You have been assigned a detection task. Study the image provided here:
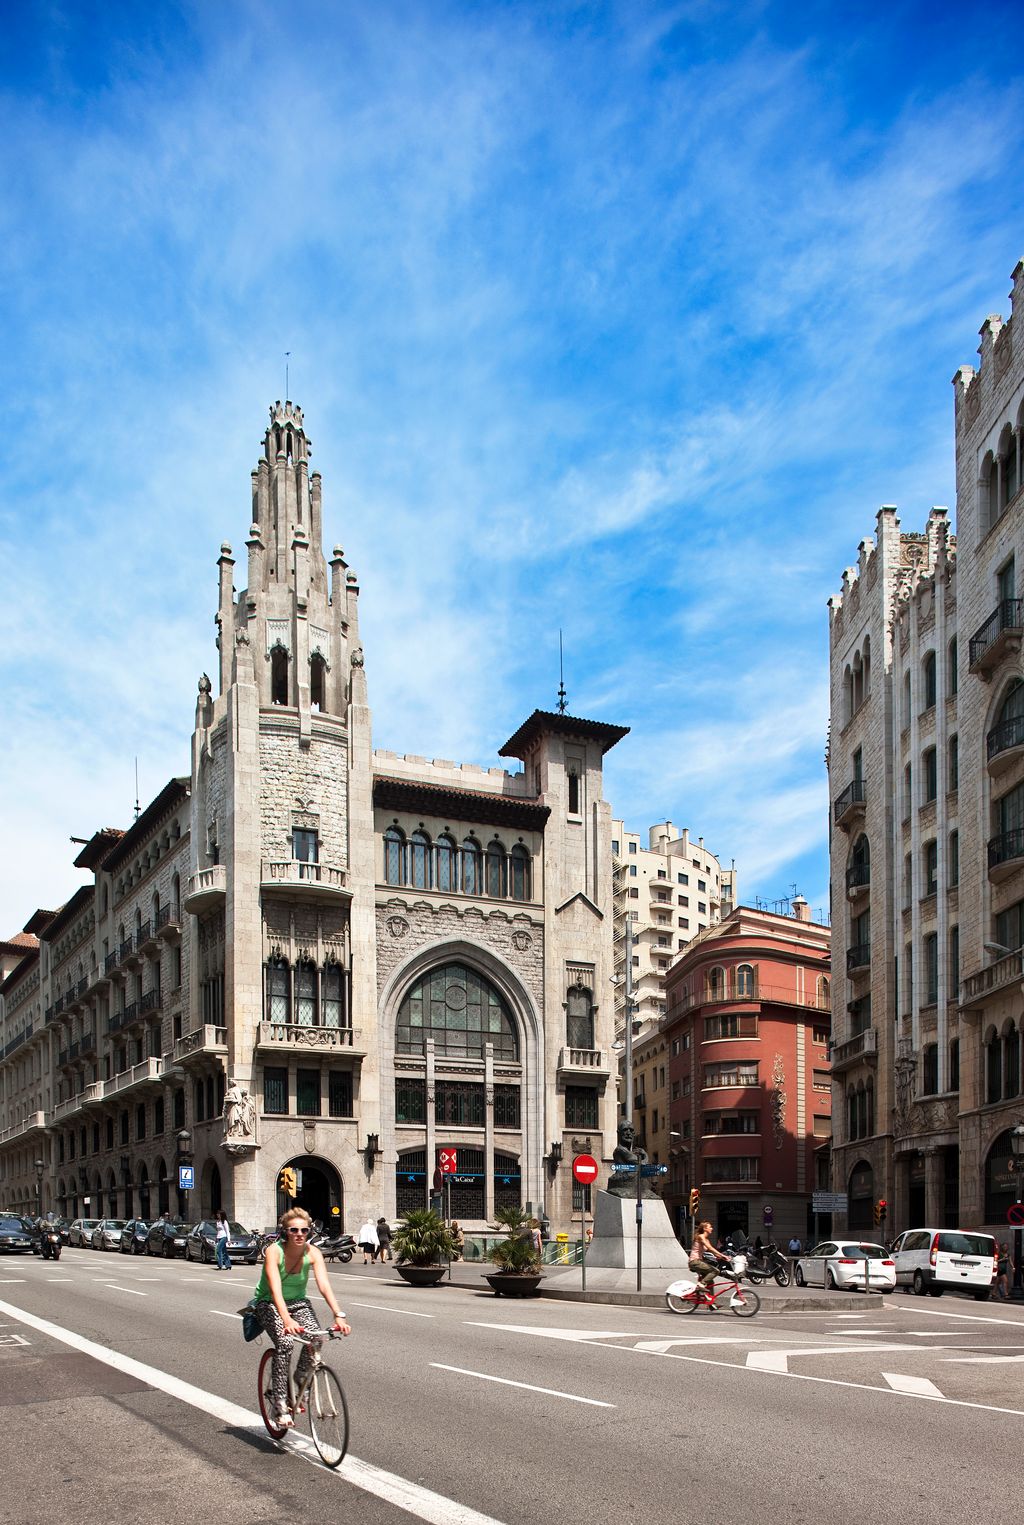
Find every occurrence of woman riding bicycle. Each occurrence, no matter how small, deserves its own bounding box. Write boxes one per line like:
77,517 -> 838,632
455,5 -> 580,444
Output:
689,1219 -> 729,1291
251,1205 -> 350,1429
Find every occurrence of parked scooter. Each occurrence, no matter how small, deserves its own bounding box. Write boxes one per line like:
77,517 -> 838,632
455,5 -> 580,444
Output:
315,1233 -> 356,1264
744,1240 -> 791,1287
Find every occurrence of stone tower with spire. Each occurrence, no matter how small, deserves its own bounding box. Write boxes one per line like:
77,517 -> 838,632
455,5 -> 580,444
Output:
188,401 -> 378,1226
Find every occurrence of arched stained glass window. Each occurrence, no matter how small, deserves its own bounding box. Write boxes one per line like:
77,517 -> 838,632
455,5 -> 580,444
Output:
486,841 -> 507,898
411,830 -> 432,890
510,844 -> 531,901
462,838 -> 482,895
384,826 -> 406,886
566,983 -> 594,1050
436,834 -> 458,892
322,963 -> 344,1029
295,961 -> 316,1025
396,963 -> 519,1060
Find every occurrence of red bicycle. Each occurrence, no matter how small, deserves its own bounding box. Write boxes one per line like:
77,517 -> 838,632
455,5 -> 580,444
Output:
665,1256 -> 760,1317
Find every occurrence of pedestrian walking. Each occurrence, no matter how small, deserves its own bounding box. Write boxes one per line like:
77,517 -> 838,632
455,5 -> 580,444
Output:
357,1217 -> 378,1264
997,1241 -> 1012,1299
375,1217 -> 392,1263
215,1208 -> 232,1270
450,1221 -> 464,1261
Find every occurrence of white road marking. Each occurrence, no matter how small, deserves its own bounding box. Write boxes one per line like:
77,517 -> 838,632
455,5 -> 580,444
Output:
942,1353 -> 1024,1364
348,1301 -> 434,1318
211,1310 -> 243,1320
881,1304 -> 1024,1328
882,1372 -> 944,1396
102,1284 -> 147,1296
0,1298 -> 505,1525
830,1329 -> 885,1335
634,1337 -> 745,1352
833,1314 -> 866,1319
46,1278 -> 74,1283
746,1343 -> 917,1374
431,1363 -> 614,1408
467,1323 -> 635,1342
0,1333 -> 29,1347
0,1280 -> 26,1284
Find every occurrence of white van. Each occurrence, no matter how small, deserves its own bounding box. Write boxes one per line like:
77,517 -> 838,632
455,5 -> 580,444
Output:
890,1228 -> 997,1299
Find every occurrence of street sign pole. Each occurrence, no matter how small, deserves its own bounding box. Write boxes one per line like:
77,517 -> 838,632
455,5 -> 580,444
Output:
580,1206 -> 587,1297
636,1152 -> 643,1293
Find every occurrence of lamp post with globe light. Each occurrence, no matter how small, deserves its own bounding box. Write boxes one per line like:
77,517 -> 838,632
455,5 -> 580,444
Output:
34,1157 -> 44,1220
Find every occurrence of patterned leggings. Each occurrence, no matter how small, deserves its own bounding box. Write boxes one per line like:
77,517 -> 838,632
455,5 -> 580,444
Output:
253,1297 -> 324,1412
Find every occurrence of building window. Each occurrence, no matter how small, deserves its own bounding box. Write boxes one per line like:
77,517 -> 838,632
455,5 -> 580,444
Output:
948,735 -> 958,792
135,1103 -> 146,1140
923,747 -> 937,804
995,899 -> 1024,953
266,958 -> 290,1023
510,844 -> 531,901
436,833 -> 458,891
949,1038 -> 960,1092
322,963 -> 345,1029
704,1012 -> 758,1040
948,637 -> 958,695
923,840 -> 938,897
296,1069 -> 320,1117
704,1157 -> 759,1182
812,1026 -> 829,1045
924,932 -> 938,1004
461,837 -> 482,895
310,653 -> 327,711
435,1080 -> 485,1126
395,1077 -> 427,1123
295,960 -> 316,1025
921,651 -> 937,710
949,925 -> 959,992
566,983 -> 594,1050
327,1070 -> 352,1117
567,768 -> 580,815
494,1085 -> 521,1128
948,830 -> 959,887
812,1069 -> 830,1092
735,964 -> 755,998
411,830 -> 432,890
264,1067 -> 288,1114
396,962 -> 519,1060
628,841 -> 636,854
611,840 -> 619,855
922,1043 -> 939,1095
271,647 -> 289,705
703,1061 -> 758,1088
565,1086 -> 598,1128
292,827 -> 318,864
384,826 -> 406,885
572,1181 -> 592,1212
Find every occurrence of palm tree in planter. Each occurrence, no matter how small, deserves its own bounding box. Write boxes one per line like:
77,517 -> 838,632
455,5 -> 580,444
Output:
392,1209 -> 458,1287
485,1206 -> 544,1297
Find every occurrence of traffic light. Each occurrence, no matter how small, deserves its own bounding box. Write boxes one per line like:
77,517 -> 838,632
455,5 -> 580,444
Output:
278,1167 -> 297,1198
874,1198 -> 887,1226
689,1187 -> 700,1216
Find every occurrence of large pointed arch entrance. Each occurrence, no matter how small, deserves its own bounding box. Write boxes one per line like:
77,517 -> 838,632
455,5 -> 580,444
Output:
277,1156 -> 344,1230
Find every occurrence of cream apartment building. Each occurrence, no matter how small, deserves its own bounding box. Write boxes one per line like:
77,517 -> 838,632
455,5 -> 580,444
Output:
829,259 -> 1024,1237
0,401 -> 627,1235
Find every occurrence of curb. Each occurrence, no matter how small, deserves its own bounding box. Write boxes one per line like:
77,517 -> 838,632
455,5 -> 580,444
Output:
538,1286 -> 884,1311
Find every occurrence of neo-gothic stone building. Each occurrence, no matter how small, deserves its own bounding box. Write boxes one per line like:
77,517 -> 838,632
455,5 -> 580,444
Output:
0,402 -> 627,1233
828,259 -> 1024,1238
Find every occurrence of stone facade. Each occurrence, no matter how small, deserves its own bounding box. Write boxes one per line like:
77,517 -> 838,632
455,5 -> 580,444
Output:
828,258 -> 1024,1238
0,401 -> 627,1235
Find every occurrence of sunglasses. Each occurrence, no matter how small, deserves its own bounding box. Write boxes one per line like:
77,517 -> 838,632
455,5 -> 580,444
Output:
285,1226 -> 309,1236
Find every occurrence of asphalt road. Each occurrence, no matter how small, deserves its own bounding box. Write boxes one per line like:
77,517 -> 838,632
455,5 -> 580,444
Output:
1,1250 -> 1022,1525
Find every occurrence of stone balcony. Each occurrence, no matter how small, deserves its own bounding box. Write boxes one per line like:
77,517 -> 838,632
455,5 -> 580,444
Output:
834,778 -> 866,830
0,1109 -> 48,1146
256,1020 -> 363,1056
171,1024 -> 228,1065
988,829 -> 1024,883
556,1046 -> 610,1078
51,1082 -> 104,1122
260,860 -> 351,905
183,866 -> 227,916
969,597 -> 1023,677
830,1027 -> 878,1072
103,1057 -> 164,1098
961,947 -> 1024,1010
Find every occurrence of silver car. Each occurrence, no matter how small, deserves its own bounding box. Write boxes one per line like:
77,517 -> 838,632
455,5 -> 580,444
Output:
91,1218 -> 126,1251
68,1218 -> 101,1248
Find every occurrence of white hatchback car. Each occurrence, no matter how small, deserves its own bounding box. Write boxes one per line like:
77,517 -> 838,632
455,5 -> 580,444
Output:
795,1240 -> 896,1292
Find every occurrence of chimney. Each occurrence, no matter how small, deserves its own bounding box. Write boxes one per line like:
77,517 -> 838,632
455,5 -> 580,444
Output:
792,896 -> 810,923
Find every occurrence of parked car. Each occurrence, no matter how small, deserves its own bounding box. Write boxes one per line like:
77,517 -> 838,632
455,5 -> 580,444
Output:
91,1219 -> 126,1251
794,1240 -> 896,1292
119,1219 -> 152,1255
0,1216 -> 35,1254
890,1228 -> 997,1300
68,1218 -> 102,1248
186,1220 -> 261,1265
145,1219 -> 191,1258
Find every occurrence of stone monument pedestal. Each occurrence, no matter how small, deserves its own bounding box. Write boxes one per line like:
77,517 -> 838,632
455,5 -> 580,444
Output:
582,1188 -> 690,1270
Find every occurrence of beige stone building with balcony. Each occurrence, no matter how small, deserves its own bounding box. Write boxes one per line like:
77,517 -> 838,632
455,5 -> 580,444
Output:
0,401 -> 626,1235
828,258 -> 1024,1237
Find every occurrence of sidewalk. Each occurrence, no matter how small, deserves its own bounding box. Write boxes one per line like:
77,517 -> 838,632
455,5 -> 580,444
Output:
333,1256 -> 881,1311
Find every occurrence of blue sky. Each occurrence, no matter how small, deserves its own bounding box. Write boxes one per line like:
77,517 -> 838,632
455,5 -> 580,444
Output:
1,0 -> 1022,933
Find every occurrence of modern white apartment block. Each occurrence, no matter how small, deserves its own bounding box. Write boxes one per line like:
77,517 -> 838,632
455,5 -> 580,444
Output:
0,401 -> 627,1234
828,259 -> 1024,1238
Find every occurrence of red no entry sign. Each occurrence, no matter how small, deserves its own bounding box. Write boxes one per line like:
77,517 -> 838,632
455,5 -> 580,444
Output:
439,1149 -> 458,1175
572,1153 -> 599,1184
1007,1202 -> 1024,1226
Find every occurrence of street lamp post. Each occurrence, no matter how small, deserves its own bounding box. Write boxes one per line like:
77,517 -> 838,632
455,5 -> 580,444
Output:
34,1157 -> 44,1220
1012,1122 -> 1024,1297
176,1128 -> 193,1218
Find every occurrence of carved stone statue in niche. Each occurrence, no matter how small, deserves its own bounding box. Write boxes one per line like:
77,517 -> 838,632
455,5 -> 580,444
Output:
223,1081 -> 257,1150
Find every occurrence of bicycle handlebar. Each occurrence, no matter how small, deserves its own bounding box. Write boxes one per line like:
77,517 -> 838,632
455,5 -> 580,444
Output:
291,1327 -> 347,1343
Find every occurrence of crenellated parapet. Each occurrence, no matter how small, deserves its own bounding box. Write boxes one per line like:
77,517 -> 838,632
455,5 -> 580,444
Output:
952,258 -> 1024,435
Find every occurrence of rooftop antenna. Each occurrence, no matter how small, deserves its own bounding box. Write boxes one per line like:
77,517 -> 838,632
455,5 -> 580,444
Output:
285,351 -> 290,399
134,758 -> 140,822
557,630 -> 567,714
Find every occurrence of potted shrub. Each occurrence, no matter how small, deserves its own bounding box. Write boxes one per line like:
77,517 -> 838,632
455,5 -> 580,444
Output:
485,1206 -> 544,1297
391,1209 -> 458,1287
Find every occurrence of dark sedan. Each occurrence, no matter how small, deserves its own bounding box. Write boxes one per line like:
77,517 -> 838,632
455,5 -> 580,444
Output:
0,1217 -> 35,1254
145,1219 -> 191,1258
118,1219 -> 152,1255
186,1219 -> 261,1265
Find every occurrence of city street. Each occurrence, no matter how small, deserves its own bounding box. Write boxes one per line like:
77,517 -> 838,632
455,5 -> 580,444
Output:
0,1252 -> 1021,1523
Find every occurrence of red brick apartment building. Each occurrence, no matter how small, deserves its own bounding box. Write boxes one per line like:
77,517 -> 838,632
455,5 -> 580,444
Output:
662,901 -> 831,1245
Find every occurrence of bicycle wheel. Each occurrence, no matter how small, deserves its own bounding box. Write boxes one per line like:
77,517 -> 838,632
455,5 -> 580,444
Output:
307,1363 -> 349,1468
729,1286 -> 760,1317
666,1290 -> 700,1314
258,1350 -> 289,1439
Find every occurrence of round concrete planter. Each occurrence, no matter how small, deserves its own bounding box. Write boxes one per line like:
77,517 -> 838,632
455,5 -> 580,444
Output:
396,1264 -> 447,1287
485,1272 -> 543,1297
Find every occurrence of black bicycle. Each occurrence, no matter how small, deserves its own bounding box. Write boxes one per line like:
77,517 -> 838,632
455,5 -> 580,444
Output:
257,1329 -> 349,1467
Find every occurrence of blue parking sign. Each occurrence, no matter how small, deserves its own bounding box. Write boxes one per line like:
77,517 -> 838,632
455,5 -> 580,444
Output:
178,1165 -> 194,1190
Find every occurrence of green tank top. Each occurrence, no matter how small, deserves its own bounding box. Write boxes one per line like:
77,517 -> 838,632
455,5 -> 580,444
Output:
254,1242 -> 311,1304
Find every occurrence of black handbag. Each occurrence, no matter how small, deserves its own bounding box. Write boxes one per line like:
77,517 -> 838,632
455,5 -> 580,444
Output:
240,1302 -> 262,1342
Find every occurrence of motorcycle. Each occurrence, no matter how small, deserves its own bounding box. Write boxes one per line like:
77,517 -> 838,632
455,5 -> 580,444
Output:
38,1225 -> 62,1261
316,1233 -> 356,1264
744,1241 -> 791,1287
